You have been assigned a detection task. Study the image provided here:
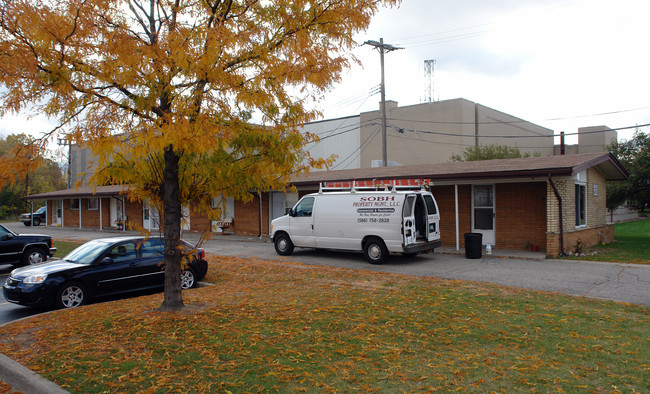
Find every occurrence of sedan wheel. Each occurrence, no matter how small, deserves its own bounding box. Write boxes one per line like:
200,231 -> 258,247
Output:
56,283 -> 86,308
180,269 -> 196,289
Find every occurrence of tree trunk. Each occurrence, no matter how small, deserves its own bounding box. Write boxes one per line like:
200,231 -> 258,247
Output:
160,144 -> 184,310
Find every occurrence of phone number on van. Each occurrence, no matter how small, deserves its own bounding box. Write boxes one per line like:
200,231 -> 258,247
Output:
358,217 -> 390,223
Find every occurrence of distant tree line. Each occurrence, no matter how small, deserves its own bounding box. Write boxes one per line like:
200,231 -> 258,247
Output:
606,130 -> 650,214
450,144 -> 541,162
0,134 -> 67,219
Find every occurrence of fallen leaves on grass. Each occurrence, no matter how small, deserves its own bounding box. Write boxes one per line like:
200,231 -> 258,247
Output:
0,256 -> 648,393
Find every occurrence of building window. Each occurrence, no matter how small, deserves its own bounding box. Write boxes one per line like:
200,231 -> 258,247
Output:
70,199 -> 80,210
88,197 -> 99,210
575,183 -> 587,227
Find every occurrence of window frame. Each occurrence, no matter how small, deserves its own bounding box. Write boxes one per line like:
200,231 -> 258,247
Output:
87,197 -> 99,211
575,182 -> 587,228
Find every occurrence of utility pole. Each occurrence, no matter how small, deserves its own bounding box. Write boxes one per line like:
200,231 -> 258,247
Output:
364,38 -> 402,167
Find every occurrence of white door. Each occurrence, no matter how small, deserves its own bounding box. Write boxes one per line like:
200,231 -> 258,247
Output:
110,198 -> 124,228
53,200 -> 62,225
143,202 -> 160,231
402,195 -> 416,245
472,185 -> 495,246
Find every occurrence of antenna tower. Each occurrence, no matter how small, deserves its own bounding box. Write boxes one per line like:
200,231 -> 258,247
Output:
423,59 -> 436,103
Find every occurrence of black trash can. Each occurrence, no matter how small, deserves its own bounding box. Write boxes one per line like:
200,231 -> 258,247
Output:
464,233 -> 483,259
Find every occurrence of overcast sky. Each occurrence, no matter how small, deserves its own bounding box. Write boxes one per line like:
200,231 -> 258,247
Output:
2,0 -> 648,148
316,0 -> 650,143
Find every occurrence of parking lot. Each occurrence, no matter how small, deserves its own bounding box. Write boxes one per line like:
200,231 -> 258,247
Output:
2,222 -> 649,325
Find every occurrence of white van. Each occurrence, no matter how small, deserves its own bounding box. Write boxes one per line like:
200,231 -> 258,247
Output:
270,188 -> 441,264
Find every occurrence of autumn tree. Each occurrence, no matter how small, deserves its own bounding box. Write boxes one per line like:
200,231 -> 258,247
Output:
450,144 -> 541,162
0,0 -> 399,310
0,133 -> 66,218
607,129 -> 650,213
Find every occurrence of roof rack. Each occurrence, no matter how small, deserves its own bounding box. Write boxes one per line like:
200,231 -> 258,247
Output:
318,179 -> 431,193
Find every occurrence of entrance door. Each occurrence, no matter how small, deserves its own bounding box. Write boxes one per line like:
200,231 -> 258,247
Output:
472,185 -> 495,245
143,202 -> 160,231
110,198 -> 124,228
53,200 -> 62,226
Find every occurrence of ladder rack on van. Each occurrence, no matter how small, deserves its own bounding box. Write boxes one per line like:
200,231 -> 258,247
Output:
319,179 -> 431,193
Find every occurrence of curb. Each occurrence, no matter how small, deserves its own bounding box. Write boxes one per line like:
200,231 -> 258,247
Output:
0,353 -> 68,393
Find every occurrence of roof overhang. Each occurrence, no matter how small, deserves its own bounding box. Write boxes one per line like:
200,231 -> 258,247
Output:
24,185 -> 130,201
290,152 -> 629,187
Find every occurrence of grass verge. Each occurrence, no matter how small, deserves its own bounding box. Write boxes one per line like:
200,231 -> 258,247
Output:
0,256 -> 647,392
564,219 -> 650,264
52,241 -> 83,258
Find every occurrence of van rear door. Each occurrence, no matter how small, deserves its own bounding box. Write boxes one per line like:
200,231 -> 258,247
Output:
402,195 -> 416,245
423,194 -> 441,242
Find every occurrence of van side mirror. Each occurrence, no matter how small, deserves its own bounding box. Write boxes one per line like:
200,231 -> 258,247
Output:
288,208 -> 295,217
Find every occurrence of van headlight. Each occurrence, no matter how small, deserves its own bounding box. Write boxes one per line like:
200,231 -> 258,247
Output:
23,274 -> 48,284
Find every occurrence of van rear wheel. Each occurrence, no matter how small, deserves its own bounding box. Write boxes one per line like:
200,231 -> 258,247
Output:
364,237 -> 388,264
274,233 -> 294,256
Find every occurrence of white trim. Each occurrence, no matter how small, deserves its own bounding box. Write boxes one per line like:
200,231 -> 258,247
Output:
455,184 -> 459,251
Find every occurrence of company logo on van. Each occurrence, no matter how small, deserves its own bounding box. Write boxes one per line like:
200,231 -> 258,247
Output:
359,196 -> 396,202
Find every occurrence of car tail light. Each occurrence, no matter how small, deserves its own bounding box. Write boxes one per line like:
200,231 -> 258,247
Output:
199,248 -> 205,259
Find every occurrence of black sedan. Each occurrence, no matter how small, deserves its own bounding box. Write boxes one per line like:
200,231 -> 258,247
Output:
3,236 -> 208,308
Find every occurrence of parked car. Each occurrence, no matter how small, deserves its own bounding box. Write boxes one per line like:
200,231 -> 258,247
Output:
3,236 -> 208,308
20,206 -> 47,226
0,224 -> 56,266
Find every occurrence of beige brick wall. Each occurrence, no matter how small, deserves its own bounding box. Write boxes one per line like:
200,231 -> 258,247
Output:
546,169 -> 610,255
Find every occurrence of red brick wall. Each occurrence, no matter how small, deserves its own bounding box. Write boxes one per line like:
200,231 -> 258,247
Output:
431,185 -> 472,247
58,197 -> 142,230
190,206 -> 212,233
495,182 -> 547,250
432,182 -> 547,251
234,193 -> 270,236
123,200 -> 142,230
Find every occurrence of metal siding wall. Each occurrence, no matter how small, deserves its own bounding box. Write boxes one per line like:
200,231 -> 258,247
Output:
300,116 -> 361,170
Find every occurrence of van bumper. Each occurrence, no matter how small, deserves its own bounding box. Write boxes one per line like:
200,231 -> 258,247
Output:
403,239 -> 442,254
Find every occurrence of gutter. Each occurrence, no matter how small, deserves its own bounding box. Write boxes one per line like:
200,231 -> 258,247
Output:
548,174 -> 566,256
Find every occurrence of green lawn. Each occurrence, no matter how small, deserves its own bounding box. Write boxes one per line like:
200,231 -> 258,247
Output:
0,256 -> 647,393
52,241 -> 83,258
564,219 -> 650,264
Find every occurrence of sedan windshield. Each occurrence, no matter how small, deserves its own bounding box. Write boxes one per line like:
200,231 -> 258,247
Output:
63,239 -> 112,265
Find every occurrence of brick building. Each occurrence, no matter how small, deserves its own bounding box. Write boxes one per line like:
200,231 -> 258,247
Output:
26,152 -> 627,257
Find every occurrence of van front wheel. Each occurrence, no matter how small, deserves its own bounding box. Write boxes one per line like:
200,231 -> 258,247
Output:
274,233 -> 294,256
364,238 -> 388,264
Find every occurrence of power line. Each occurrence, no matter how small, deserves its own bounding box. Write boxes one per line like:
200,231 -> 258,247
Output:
390,122 -> 650,139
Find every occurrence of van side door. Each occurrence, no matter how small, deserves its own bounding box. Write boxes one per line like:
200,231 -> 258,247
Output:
290,196 -> 316,247
402,195 -> 417,245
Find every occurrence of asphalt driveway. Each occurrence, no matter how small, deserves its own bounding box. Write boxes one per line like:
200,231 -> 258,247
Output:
4,223 -> 650,307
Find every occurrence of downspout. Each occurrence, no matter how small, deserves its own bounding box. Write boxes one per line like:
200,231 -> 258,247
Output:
548,175 -> 565,256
